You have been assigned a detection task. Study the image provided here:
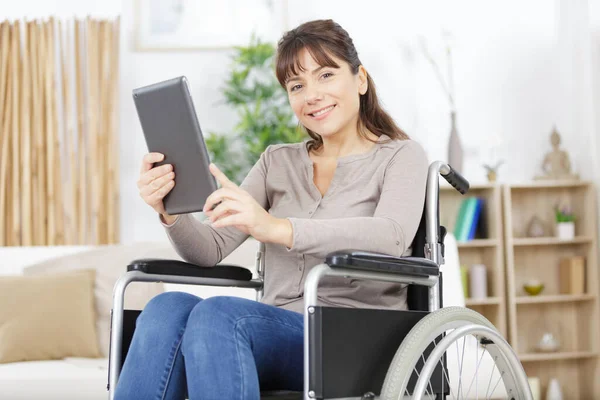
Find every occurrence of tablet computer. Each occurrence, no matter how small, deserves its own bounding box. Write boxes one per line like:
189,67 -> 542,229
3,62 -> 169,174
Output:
133,76 -> 217,215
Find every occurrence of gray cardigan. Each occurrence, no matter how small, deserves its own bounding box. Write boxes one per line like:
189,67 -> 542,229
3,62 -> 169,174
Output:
161,134 -> 428,314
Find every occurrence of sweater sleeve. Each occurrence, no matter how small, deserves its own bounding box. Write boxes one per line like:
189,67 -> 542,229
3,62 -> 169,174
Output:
286,140 -> 428,259
159,147 -> 271,267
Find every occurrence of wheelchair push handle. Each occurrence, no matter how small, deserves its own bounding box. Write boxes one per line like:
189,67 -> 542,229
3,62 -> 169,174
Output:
440,164 -> 469,194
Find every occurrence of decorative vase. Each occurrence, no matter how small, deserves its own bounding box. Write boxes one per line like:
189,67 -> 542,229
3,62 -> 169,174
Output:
448,111 -> 464,174
526,215 -> 547,237
536,332 -> 560,352
528,377 -> 541,400
546,378 -> 564,400
556,222 -> 575,240
469,264 -> 487,299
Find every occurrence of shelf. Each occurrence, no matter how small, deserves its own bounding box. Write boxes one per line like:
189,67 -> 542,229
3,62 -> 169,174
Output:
457,239 -> 498,248
519,351 -> 598,362
516,294 -> 596,305
440,182 -> 497,190
508,181 -> 592,190
465,297 -> 502,306
512,236 -> 593,246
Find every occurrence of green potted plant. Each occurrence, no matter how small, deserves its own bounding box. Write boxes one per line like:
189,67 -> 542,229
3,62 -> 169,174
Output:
555,203 -> 575,240
205,35 -> 306,184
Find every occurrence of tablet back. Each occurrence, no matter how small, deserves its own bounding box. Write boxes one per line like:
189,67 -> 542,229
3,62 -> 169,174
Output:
133,76 -> 217,215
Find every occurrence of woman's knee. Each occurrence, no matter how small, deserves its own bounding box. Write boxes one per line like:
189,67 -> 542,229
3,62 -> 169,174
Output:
183,296 -> 253,337
181,296 -> 253,355
137,291 -> 202,333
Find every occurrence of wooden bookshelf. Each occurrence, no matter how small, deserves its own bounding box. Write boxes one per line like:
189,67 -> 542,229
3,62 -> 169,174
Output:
440,183 -> 506,337
502,181 -> 600,398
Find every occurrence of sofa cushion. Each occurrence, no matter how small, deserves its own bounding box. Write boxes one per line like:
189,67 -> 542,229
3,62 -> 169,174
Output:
0,269 -> 100,363
23,243 -> 174,357
0,357 -> 108,400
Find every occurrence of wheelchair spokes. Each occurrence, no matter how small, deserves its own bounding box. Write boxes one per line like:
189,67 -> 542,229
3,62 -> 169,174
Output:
380,307 -> 532,400
406,332 -> 511,400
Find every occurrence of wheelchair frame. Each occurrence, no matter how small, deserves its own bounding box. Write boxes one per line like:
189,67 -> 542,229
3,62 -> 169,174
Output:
107,161 -> 468,400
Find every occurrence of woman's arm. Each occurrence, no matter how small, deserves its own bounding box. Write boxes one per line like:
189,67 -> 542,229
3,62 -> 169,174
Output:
283,141 -> 428,259
160,148 -> 271,266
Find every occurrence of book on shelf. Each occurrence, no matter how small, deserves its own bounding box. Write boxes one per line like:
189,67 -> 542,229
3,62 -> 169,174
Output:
453,197 -> 485,241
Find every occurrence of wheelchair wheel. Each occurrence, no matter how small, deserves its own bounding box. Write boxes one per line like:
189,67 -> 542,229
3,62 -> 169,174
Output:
380,307 -> 532,400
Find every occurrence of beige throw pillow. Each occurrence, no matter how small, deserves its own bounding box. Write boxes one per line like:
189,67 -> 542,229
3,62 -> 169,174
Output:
23,243 -> 169,357
0,269 -> 100,363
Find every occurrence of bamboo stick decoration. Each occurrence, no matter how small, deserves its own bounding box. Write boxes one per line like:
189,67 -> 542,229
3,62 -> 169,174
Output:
86,17 -> 97,245
100,20 -> 114,244
54,19 -> 65,244
60,20 -> 75,245
93,18 -> 100,244
37,20 -> 48,245
11,22 -> 21,246
0,21 -> 11,246
20,20 -> 32,245
75,19 -> 85,244
48,18 -> 65,245
98,20 -> 107,244
27,21 -> 37,245
8,22 -> 20,246
29,21 -> 43,245
44,19 -> 56,245
10,22 -> 20,245
3,23 -> 16,246
0,17 -> 120,246
107,17 -> 120,244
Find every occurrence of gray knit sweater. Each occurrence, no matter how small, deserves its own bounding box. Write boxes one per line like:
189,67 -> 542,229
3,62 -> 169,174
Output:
161,134 -> 428,314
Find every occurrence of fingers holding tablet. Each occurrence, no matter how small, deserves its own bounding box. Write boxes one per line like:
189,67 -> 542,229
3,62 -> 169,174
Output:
140,152 -> 164,173
137,153 -> 176,215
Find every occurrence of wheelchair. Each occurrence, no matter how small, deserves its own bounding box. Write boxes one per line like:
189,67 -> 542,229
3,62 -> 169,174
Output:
107,161 -> 532,399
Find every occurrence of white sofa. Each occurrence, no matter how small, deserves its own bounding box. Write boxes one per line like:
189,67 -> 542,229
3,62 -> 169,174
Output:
0,235 -> 506,399
0,239 -> 259,400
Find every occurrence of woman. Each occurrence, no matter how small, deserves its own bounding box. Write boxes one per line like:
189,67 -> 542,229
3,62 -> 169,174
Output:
115,19 -> 428,400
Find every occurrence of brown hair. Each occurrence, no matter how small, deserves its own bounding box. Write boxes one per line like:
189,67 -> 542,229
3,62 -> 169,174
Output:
275,19 -> 409,151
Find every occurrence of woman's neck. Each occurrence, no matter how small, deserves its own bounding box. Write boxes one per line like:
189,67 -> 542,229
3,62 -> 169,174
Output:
314,128 -> 379,159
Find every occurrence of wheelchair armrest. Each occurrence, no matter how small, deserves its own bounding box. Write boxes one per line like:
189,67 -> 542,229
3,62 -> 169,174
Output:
325,250 -> 439,278
127,258 -> 253,281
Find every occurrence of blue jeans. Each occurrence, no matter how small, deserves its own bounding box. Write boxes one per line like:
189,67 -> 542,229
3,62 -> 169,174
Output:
114,293 -> 304,400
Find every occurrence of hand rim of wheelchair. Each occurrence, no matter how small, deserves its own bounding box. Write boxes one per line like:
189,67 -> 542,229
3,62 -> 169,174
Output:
380,307 -> 533,400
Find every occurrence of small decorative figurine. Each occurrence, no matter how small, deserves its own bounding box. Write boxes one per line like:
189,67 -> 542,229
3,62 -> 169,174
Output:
526,215 -> 547,238
483,161 -> 504,182
535,127 -> 579,180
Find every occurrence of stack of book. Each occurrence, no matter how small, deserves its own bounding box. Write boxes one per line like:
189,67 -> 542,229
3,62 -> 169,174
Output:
453,197 -> 485,241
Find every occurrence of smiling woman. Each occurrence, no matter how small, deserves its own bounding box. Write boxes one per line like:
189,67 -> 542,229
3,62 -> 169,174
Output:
275,19 -> 410,156
123,18 -> 429,400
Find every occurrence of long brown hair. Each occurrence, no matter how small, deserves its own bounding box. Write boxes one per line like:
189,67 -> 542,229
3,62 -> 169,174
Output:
275,19 -> 409,151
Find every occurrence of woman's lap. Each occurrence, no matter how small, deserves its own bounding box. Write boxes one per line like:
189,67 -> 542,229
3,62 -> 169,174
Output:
182,295 -> 304,393
115,292 -> 303,399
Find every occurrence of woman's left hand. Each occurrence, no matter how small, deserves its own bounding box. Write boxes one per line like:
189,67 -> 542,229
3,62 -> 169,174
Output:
203,163 -> 293,246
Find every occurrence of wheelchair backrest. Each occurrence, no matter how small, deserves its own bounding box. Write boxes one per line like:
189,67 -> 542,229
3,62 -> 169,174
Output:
406,208 -> 446,311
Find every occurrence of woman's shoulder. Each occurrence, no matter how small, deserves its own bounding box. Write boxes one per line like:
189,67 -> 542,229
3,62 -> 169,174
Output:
378,136 -> 428,160
266,141 -> 306,152
262,141 -> 308,162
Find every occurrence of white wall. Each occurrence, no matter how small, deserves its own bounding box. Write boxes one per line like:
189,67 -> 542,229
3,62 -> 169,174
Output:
0,0 -> 121,19
3,1 -> 598,244
119,0 -> 576,243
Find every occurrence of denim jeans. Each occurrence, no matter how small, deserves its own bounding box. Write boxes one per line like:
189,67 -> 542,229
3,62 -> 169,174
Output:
114,292 -> 304,400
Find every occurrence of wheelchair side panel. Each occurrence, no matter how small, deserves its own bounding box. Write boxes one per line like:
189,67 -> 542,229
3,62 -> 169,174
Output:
308,307 -> 449,399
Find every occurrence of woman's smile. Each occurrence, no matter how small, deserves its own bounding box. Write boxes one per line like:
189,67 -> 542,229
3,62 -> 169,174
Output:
308,104 -> 336,120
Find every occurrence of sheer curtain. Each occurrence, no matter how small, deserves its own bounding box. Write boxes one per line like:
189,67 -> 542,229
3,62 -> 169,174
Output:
556,1 -> 600,398
554,0 -> 597,177
0,17 -> 120,246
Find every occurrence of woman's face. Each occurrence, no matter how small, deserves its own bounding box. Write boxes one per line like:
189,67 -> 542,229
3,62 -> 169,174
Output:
285,48 -> 368,140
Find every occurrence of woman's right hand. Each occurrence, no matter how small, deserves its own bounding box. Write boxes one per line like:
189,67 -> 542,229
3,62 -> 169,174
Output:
138,152 -> 178,224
